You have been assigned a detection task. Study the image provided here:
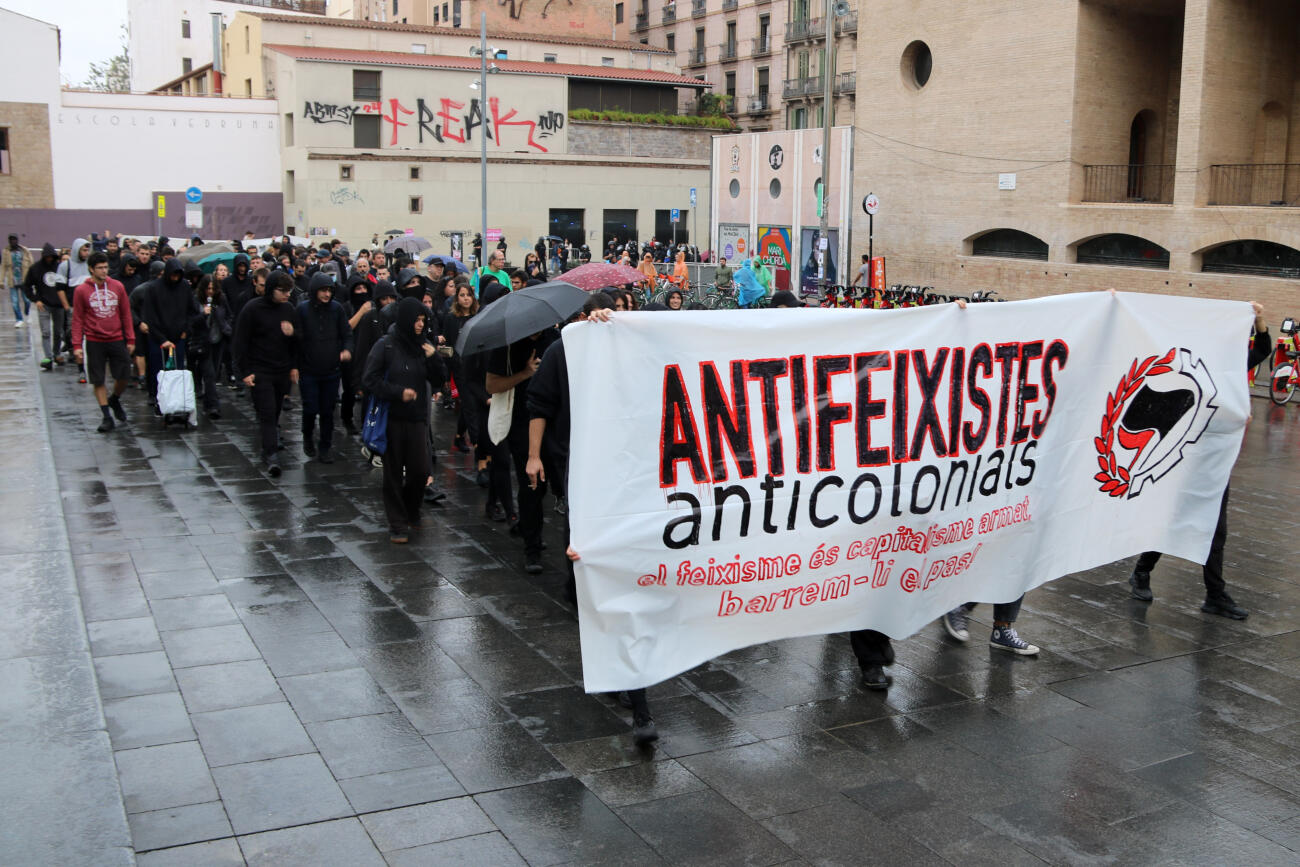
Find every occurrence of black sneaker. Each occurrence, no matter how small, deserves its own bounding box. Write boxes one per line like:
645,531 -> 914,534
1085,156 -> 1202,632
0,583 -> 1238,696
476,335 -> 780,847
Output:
96,417 -> 115,434
1201,596 -> 1248,620
1129,569 -> 1153,602
632,715 -> 659,745
525,552 -> 543,575
486,503 -> 506,522
303,439 -> 317,457
265,456 -> 282,478
207,410 -> 221,420
108,395 -> 127,422
317,448 -> 334,464
40,359 -> 53,371
861,665 -> 892,690
152,403 -> 162,417
476,468 -> 490,488
423,486 -> 447,504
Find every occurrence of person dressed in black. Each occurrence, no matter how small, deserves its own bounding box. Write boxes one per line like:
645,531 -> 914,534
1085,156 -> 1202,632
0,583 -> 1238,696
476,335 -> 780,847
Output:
188,275 -> 232,419
362,297 -> 445,543
297,273 -> 354,464
232,271 -> 300,477
487,323 -> 560,574
439,279 -> 479,453
140,258 -> 199,411
526,291 -> 658,745
353,281 -> 399,464
222,252 -> 254,313
1128,301 -> 1272,620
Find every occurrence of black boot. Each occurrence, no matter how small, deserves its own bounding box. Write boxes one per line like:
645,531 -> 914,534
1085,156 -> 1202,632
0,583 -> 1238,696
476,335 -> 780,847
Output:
1129,569 -> 1153,602
861,665 -> 892,690
1201,595 -> 1248,620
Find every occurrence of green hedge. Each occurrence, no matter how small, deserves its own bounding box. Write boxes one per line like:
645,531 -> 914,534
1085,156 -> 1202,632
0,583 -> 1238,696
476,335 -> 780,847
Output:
569,108 -> 736,129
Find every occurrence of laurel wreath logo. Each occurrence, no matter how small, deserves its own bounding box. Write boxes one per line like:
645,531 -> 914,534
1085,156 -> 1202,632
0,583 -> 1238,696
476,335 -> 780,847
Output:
1095,348 -> 1176,498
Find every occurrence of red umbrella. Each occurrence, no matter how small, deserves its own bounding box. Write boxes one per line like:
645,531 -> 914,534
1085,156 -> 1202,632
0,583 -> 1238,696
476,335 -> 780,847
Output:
558,261 -> 647,291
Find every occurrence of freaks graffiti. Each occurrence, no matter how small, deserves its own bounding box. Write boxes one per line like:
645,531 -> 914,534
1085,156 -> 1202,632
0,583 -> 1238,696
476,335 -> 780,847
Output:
303,101 -> 380,124
300,96 -> 559,153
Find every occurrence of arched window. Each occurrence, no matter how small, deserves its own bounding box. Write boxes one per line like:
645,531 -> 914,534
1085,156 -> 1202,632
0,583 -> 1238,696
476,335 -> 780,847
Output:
1076,234 -> 1169,269
1202,240 -> 1300,279
970,229 -> 1048,261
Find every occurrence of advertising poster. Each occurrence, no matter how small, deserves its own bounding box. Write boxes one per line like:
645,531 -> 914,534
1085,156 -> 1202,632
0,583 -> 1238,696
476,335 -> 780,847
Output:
718,224 -> 750,262
755,226 -> 792,270
800,228 -> 840,292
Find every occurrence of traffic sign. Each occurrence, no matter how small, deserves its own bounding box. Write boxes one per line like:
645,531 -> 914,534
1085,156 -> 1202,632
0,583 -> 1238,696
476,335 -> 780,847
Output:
670,208 -> 680,223
689,188 -> 697,207
156,195 -> 166,218
863,193 -> 880,215
185,186 -> 203,204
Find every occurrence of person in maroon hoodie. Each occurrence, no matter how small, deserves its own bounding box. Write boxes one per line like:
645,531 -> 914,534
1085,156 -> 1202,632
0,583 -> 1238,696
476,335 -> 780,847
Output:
72,252 -> 134,433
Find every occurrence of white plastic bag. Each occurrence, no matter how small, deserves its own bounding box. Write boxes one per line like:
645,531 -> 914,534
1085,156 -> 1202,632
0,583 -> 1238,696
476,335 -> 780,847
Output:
157,367 -> 196,420
487,388 -> 514,445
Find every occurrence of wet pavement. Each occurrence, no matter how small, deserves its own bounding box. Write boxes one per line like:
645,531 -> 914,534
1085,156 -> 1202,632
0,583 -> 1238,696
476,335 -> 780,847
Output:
4,318 -> 1300,866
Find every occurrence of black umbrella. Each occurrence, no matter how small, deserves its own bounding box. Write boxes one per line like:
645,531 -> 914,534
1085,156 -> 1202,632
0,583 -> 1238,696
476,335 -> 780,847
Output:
455,279 -> 587,356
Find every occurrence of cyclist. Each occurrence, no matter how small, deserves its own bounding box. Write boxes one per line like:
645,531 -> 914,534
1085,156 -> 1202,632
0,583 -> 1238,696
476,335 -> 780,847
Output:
713,257 -> 734,294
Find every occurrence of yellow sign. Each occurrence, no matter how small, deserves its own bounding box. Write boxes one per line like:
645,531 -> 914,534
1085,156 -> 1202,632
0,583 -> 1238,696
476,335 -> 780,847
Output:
156,195 -> 166,218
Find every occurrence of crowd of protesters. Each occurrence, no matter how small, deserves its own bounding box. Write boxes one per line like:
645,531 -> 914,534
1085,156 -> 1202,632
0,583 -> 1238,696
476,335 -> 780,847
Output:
2,228 -> 1272,746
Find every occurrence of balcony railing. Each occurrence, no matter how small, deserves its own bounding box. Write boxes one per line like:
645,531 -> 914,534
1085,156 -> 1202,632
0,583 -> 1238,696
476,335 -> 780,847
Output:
747,93 -> 771,114
835,12 -> 857,34
752,35 -> 771,55
685,46 -> 707,66
692,0 -> 706,15
785,17 -> 825,42
634,12 -> 649,29
722,0 -> 737,9
229,0 -> 326,12
1082,164 -> 1175,204
1209,164 -> 1300,207
719,42 -> 739,61
662,3 -> 676,23
782,76 -> 823,99
833,71 -> 855,93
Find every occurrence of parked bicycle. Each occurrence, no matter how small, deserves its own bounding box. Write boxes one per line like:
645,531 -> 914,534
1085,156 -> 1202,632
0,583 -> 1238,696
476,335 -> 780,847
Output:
1269,316 -> 1299,405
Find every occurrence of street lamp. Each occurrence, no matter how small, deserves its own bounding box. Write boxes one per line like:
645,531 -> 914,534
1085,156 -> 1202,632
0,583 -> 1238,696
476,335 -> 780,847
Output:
818,0 -> 852,298
468,15 -> 500,275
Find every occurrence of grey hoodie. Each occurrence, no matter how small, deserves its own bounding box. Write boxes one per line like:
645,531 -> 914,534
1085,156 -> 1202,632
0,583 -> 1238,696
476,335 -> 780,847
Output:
58,237 -> 92,287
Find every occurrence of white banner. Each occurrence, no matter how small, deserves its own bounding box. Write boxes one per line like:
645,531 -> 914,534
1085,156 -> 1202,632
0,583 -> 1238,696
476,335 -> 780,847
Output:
566,293 -> 1253,692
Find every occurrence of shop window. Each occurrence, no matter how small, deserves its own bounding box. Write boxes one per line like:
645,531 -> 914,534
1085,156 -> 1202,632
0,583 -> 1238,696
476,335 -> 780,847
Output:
1075,234 -> 1169,269
1202,240 -> 1300,279
549,208 -> 585,247
970,229 -> 1048,261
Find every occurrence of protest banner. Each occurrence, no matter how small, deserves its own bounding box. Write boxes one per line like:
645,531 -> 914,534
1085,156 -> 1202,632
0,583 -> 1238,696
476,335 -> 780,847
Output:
565,292 -> 1253,692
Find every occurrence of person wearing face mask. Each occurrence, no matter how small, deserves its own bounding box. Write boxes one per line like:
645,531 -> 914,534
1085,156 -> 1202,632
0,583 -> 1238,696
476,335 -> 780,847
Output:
297,273 -> 354,464
140,258 -> 200,411
222,252 -> 255,313
232,271 -> 301,477
362,297 -> 445,543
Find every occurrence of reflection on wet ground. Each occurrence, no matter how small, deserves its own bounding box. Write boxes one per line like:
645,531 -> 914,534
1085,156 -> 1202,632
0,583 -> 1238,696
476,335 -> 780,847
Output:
4,321 -> 1299,865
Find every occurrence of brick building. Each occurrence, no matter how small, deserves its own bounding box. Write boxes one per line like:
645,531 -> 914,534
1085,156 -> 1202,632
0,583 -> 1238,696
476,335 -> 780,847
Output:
851,0 -> 1300,311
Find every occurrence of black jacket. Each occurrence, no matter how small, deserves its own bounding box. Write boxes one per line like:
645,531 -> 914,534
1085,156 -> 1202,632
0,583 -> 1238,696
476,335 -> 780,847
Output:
188,294 -> 233,355
232,292 -> 300,378
142,259 -> 200,344
22,244 -> 65,307
1249,328 -> 1273,370
296,281 -> 354,376
362,298 -> 445,423
116,255 -> 144,294
527,336 -> 571,472
222,254 -> 255,313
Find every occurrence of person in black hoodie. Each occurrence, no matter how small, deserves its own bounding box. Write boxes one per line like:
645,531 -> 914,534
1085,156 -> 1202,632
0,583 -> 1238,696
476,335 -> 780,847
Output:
117,254 -> 144,295
353,281 -> 397,463
22,242 -> 67,369
362,297 -> 444,543
130,260 -> 164,386
188,275 -> 232,419
232,270 -> 300,477
297,273 -> 354,464
141,258 -> 200,409
222,253 -> 255,314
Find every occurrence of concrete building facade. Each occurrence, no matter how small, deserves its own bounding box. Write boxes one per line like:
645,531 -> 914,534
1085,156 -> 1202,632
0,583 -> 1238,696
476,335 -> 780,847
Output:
127,0 -> 327,93
332,0 -> 620,41
620,0 -> 857,133
0,9 -> 61,209
851,0 -> 1300,312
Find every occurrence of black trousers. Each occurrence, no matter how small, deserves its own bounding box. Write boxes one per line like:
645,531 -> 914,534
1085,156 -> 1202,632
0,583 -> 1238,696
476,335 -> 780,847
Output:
1136,485 -> 1230,601
191,350 -> 220,412
251,371 -> 290,460
849,630 -> 894,669
300,371 -> 340,451
384,418 -> 431,532
339,360 -> 357,429
508,429 -> 545,556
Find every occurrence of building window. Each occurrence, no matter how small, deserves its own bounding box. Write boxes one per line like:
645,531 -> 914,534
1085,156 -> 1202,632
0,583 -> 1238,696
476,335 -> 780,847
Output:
549,208 -> 585,246
411,43 -> 427,53
284,113 -> 294,146
603,209 -> 637,248
244,78 -> 252,96
1076,234 -> 1169,269
353,115 -> 381,148
410,196 -> 423,214
602,57 -> 615,67
353,70 -> 381,101
244,26 -> 249,53
902,40 -> 933,90
181,18 -> 191,38
340,164 -> 354,180
1202,240 -> 1300,279
655,209 -> 688,242
666,33 -> 674,51
393,0 -> 399,13
970,229 -> 1048,261
443,3 -> 449,22
544,53 -> 558,63
409,166 -> 421,180
182,57 -> 193,74
285,170 -> 295,203
725,71 -> 736,101
434,8 -> 439,21
0,128 -> 9,175
615,2 -> 624,23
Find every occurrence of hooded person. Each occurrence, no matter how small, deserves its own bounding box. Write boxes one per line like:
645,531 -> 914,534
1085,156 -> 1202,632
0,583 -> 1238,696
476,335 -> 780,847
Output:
141,258 -> 200,407
116,253 -> 144,295
345,268 -> 373,314
396,267 -> 425,302
55,237 -> 93,355
296,272 -> 354,463
362,297 -> 446,542
735,259 -> 767,308
222,252 -> 254,313
23,243 -> 69,368
353,280 -> 399,462
232,270 -> 301,476
129,260 -> 165,381
3,233 -> 33,327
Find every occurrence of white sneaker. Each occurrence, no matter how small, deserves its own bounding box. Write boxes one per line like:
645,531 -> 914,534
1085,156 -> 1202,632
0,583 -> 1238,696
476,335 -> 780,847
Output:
14,321 -> 23,328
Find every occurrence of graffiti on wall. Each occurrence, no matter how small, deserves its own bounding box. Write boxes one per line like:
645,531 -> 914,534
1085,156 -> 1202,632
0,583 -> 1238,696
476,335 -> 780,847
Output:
301,97 -> 559,153
329,187 -> 365,206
